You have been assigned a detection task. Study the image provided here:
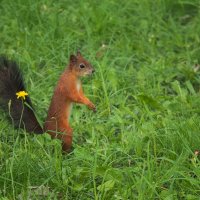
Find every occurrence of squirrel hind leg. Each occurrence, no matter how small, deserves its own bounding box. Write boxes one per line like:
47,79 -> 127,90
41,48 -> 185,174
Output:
46,123 -> 73,152
61,127 -> 73,152
62,139 -> 73,153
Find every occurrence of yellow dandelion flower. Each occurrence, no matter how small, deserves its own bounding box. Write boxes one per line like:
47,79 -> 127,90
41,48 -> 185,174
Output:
16,91 -> 28,100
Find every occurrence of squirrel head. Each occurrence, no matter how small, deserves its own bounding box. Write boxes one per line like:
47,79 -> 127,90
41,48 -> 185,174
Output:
69,51 -> 95,77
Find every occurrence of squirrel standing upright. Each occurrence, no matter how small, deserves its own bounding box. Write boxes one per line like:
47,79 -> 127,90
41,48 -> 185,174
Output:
0,51 -> 96,152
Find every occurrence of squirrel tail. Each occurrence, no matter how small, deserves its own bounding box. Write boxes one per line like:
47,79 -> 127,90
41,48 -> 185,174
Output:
0,56 -> 43,134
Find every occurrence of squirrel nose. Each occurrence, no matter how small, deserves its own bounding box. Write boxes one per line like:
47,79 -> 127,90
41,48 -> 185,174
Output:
92,69 -> 95,73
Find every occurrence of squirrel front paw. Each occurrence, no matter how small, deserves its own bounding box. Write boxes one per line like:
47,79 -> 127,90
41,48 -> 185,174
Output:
92,106 -> 97,113
88,102 -> 96,112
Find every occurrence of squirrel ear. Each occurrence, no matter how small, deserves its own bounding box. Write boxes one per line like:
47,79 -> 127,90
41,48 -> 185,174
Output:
70,54 -> 77,63
77,50 -> 81,57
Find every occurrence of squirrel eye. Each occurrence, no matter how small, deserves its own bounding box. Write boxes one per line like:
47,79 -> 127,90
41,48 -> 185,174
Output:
79,63 -> 85,69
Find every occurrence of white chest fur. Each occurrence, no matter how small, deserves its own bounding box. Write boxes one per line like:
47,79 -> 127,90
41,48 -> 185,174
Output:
76,80 -> 81,92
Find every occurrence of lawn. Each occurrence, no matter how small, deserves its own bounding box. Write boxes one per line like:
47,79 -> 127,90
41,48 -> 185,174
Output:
0,0 -> 200,199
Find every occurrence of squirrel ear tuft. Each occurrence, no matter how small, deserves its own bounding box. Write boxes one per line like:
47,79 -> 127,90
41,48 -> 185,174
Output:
70,54 -> 77,63
77,50 -> 81,57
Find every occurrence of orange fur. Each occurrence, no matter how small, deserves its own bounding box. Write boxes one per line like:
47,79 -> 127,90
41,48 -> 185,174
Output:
44,52 -> 96,152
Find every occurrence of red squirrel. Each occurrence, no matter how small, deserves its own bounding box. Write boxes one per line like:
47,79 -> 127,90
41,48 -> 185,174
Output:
0,51 -> 96,152
44,51 -> 96,151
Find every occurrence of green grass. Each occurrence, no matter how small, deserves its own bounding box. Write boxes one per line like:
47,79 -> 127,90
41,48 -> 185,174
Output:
1,0 -> 200,199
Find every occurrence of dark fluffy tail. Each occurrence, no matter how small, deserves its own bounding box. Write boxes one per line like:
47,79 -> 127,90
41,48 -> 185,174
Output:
0,56 -> 43,134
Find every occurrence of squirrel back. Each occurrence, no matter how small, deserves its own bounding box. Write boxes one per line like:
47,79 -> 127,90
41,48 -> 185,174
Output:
0,56 -> 43,133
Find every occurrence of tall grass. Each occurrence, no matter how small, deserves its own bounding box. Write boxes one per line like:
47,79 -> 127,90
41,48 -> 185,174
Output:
1,0 -> 200,199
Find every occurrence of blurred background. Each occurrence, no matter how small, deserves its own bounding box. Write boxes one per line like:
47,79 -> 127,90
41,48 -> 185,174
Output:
1,0 -> 200,199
